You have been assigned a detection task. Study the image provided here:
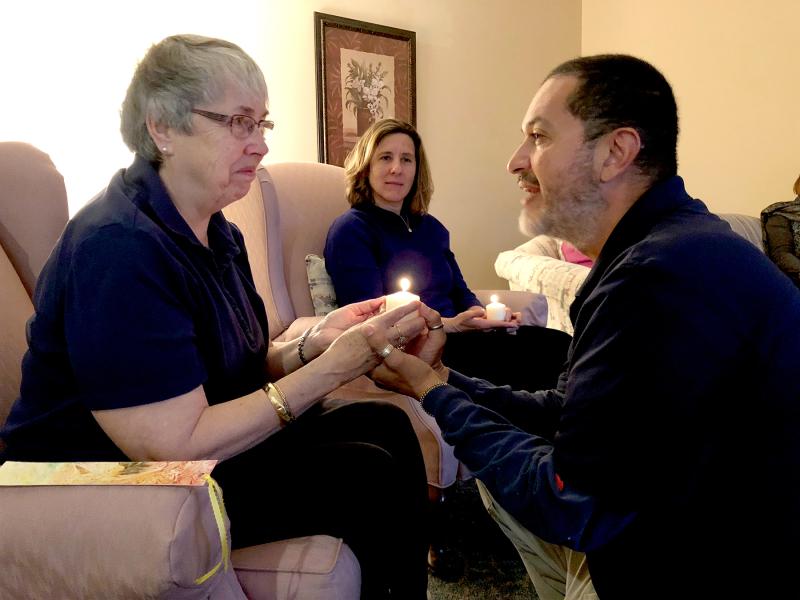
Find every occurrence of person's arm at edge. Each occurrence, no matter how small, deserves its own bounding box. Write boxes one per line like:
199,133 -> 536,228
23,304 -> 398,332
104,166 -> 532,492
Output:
765,214 -> 800,276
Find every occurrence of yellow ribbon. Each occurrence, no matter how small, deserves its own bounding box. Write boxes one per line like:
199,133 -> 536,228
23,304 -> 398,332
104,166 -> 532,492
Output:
194,475 -> 230,585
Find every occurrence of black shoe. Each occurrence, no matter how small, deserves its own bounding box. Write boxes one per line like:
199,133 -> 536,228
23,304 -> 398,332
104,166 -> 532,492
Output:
427,544 -> 464,580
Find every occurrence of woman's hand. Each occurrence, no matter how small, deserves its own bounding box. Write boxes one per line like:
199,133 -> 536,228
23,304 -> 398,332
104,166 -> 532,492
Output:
369,304 -> 449,398
302,297 -> 385,361
443,305 -> 520,333
399,303 -> 448,369
368,305 -> 449,398
318,301 -> 428,384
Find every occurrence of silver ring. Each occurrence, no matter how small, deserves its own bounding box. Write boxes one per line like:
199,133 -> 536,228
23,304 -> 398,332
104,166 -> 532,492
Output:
379,344 -> 394,358
428,323 -> 444,331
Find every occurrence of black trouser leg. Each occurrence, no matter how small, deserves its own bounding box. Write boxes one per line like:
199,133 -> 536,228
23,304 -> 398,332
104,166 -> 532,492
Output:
442,326 -> 571,391
213,400 -> 430,599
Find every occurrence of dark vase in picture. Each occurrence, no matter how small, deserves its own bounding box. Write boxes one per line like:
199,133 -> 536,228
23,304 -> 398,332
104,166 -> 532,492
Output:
356,106 -> 373,136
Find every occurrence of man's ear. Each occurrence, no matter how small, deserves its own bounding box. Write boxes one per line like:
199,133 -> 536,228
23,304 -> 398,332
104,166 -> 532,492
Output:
595,127 -> 643,183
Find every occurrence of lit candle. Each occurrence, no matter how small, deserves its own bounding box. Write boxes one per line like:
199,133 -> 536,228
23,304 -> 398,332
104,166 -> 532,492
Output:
384,277 -> 420,313
485,294 -> 508,321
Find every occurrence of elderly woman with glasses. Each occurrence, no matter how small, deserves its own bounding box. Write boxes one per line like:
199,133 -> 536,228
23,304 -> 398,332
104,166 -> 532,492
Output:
0,35 -> 430,599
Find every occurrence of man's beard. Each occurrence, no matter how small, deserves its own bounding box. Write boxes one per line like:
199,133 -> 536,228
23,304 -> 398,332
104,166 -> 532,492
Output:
518,149 -> 607,250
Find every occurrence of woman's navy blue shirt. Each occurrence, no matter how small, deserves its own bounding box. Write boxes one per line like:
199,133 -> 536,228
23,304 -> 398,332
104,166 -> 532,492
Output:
324,203 -> 480,317
1,155 -> 268,461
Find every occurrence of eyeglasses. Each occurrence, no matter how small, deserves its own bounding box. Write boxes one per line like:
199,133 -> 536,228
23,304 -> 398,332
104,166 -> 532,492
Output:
191,109 -> 275,140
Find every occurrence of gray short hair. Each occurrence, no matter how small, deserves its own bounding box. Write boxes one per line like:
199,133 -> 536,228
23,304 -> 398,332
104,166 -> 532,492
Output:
120,34 -> 267,163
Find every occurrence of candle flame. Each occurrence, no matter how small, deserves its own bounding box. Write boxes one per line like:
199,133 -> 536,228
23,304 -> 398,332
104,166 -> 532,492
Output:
490,294 -> 499,303
399,277 -> 411,292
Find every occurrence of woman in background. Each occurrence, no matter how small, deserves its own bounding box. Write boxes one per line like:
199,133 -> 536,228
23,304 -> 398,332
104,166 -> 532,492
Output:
1,35 -> 428,599
324,118 -> 571,578
324,118 -> 571,393
762,174 -> 800,288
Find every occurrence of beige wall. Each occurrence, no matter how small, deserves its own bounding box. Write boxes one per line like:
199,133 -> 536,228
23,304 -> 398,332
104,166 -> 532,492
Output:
262,0 -> 582,289
582,0 -> 800,217
1,0 -> 581,289
7,2 -> 797,289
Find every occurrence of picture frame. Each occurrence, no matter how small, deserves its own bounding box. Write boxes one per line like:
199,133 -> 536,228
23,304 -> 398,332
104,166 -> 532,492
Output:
314,12 -> 416,166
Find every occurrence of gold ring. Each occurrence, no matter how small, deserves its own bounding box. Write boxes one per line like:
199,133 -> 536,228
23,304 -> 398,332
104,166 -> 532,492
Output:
428,323 -> 444,331
379,344 -> 394,358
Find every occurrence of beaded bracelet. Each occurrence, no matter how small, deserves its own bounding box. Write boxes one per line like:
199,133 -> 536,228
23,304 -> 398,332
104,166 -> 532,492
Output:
418,382 -> 448,404
297,327 -> 312,365
264,382 -> 296,425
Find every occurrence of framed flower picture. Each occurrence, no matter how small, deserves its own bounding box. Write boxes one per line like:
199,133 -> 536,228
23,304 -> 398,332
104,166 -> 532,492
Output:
314,12 -> 416,166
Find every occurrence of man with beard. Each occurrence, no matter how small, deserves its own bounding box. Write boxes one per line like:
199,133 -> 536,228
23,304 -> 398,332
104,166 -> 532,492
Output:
366,54 -> 800,600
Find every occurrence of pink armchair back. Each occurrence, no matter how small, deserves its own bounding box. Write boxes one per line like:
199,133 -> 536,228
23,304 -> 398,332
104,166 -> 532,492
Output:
224,162 -> 349,338
0,142 -> 69,442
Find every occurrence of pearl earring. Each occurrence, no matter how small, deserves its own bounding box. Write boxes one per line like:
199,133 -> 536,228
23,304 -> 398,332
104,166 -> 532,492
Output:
161,147 -> 167,152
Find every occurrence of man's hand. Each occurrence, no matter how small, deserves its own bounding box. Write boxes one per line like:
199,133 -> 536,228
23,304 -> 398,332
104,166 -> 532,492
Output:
368,304 -> 450,398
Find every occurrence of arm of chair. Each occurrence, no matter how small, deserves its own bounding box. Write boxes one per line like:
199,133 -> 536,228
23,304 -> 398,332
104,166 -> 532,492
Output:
514,234 -> 562,258
495,251 -> 589,298
494,250 -> 589,334
0,482 -> 243,599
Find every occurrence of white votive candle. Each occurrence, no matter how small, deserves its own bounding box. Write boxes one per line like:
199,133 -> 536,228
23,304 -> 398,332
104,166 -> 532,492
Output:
485,294 -> 508,321
385,277 -> 420,312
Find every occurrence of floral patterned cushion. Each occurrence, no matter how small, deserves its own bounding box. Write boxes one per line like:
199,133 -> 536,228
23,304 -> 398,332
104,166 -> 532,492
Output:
305,254 -> 338,316
494,249 -> 589,335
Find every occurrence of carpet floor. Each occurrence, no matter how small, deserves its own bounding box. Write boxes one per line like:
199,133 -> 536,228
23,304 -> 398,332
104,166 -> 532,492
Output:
426,478 -> 538,599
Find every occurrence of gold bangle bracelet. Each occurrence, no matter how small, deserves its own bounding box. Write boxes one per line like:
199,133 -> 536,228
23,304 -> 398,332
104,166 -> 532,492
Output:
264,382 -> 296,425
418,382 -> 448,404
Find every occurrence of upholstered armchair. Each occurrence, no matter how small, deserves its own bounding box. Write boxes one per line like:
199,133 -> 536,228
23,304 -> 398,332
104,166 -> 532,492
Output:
0,143 -> 360,599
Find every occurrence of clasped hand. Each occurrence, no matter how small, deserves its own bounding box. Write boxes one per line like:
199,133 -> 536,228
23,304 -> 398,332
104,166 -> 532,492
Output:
305,297 -> 385,358
365,303 -> 450,399
298,297 -> 450,396
319,299 -> 429,381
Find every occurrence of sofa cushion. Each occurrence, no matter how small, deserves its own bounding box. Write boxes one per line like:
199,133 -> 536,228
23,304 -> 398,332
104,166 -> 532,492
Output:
232,535 -> 360,600
718,213 -> 763,251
